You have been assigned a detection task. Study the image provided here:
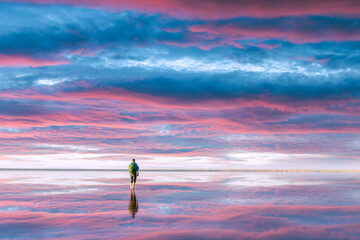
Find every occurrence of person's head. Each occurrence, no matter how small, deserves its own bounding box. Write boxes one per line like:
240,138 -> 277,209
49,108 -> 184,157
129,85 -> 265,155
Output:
132,158 -> 135,162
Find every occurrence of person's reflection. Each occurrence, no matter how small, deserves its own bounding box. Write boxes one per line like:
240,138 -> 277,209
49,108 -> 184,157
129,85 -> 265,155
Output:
128,189 -> 138,218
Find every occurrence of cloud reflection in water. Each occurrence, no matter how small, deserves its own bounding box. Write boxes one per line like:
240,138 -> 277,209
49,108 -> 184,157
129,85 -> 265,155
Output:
0,171 -> 359,239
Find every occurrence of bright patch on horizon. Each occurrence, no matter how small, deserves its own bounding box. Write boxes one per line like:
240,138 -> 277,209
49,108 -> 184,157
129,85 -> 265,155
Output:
226,152 -> 326,166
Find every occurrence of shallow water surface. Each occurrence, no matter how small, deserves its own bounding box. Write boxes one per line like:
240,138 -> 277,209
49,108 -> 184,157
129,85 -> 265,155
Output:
0,171 -> 359,239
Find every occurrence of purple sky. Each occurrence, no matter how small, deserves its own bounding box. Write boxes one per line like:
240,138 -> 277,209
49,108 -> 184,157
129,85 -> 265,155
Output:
0,0 -> 359,169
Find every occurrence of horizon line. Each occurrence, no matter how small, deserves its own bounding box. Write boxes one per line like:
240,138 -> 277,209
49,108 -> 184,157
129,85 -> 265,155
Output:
0,168 -> 359,173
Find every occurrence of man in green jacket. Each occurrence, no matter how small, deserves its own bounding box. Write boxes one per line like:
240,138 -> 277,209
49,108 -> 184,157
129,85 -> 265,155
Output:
129,158 -> 140,189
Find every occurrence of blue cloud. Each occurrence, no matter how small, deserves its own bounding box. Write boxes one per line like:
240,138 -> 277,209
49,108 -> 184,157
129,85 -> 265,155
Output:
0,3 -> 162,55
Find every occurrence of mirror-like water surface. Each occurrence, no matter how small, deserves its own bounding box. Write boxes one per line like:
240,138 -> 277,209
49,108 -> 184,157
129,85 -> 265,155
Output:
0,171 -> 359,239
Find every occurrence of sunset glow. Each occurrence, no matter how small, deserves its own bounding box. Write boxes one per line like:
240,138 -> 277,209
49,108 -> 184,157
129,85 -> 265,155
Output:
0,0 -> 359,169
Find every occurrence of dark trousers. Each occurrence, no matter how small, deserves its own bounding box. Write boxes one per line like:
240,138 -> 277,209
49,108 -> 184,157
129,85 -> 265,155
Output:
130,174 -> 137,183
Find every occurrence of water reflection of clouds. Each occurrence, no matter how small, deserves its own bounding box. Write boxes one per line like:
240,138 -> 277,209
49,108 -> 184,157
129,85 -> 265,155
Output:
0,171 -> 359,239
3,171 -> 355,186
226,174 -> 327,187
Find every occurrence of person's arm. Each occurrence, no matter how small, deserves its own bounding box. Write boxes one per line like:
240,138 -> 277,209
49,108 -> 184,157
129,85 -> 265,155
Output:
136,163 -> 139,176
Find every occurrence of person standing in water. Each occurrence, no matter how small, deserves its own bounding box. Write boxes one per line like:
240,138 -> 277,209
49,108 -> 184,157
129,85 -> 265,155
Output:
129,158 -> 139,189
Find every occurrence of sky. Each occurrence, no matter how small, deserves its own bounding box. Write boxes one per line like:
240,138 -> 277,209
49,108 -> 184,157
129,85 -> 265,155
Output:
0,0 -> 359,169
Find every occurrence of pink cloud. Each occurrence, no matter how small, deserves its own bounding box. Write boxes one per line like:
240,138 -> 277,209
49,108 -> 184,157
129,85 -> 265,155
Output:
70,48 -> 96,57
189,24 -> 360,43
248,43 -> 282,49
8,0 -> 360,19
0,54 -> 70,67
296,56 -> 331,64
1,88 -> 360,135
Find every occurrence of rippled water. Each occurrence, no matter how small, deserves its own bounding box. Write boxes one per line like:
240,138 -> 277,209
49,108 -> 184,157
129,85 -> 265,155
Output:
0,171 -> 359,239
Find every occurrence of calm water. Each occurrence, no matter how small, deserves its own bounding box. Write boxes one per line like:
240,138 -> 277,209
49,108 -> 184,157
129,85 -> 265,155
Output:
0,171 -> 359,239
